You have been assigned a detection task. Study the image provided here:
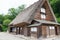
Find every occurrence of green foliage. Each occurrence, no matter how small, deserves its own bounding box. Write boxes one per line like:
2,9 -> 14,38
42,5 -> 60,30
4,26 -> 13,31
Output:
8,8 -> 18,20
0,5 -> 25,32
3,19 -> 11,31
4,15 -> 12,20
3,19 -> 11,26
0,14 -> 4,24
51,0 -> 60,13
8,5 -> 25,20
17,5 -> 25,13
50,0 -> 60,23
2,25 -> 8,32
57,18 -> 60,23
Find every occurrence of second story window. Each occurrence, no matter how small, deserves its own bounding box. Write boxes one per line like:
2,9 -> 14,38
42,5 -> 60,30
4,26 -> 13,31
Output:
40,8 -> 46,19
41,8 -> 46,13
41,14 -> 46,19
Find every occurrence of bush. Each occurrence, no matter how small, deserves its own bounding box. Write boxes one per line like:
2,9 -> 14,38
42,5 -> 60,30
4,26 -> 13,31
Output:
2,25 -> 8,32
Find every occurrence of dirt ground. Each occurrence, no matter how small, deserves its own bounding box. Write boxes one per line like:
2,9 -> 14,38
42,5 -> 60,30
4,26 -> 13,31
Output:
0,32 -> 60,40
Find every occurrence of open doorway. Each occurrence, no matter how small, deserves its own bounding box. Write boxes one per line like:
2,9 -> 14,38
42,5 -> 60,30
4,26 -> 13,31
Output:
55,27 -> 58,35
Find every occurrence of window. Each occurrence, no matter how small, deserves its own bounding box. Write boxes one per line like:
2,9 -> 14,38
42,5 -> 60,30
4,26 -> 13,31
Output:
41,14 -> 46,19
41,8 -> 46,13
49,26 -> 55,29
12,27 -> 16,32
40,8 -> 46,19
31,27 -> 37,32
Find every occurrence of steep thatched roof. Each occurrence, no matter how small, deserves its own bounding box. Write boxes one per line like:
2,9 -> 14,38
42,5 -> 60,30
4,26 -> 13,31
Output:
9,0 -> 57,26
9,0 -> 43,25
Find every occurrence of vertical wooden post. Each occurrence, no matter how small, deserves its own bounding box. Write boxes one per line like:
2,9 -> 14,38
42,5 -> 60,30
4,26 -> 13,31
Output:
27,27 -> 31,36
19,27 -> 20,34
24,27 -> 31,36
37,26 -> 42,38
22,27 -> 24,35
42,25 -> 47,38
58,26 -> 60,35
56,27 -> 59,35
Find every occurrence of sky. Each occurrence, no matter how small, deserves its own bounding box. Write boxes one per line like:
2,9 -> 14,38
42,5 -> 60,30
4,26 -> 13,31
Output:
0,0 -> 38,15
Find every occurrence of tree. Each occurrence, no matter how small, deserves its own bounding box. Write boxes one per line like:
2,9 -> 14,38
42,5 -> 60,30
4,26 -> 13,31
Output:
8,8 -> 17,19
3,19 -> 11,26
50,0 -> 60,23
4,15 -> 12,20
2,19 -> 11,31
0,14 -> 4,24
0,5 -> 25,31
16,5 -> 25,13
50,0 -> 60,14
8,5 -> 25,20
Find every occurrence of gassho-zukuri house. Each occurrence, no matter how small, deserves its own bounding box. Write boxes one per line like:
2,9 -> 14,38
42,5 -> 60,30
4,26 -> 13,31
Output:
8,0 -> 60,38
